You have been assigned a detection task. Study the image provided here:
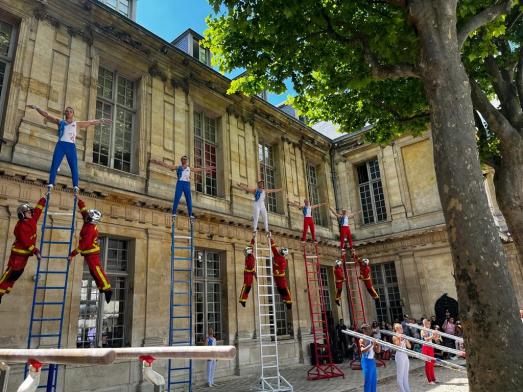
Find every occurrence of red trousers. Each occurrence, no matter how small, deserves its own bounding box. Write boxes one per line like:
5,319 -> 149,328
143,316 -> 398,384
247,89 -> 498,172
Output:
422,345 -> 436,382
340,226 -> 353,248
301,217 -> 316,241
362,278 -> 379,299
0,254 -> 30,295
239,271 -> 255,302
274,275 -> 292,304
84,254 -> 111,292
335,281 -> 343,301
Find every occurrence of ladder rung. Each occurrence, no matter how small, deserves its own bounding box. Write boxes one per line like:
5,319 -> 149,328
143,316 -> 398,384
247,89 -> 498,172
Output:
172,328 -> 191,331
173,236 -> 192,239
173,257 -> 192,261
34,302 -> 63,305
40,256 -> 67,259
173,246 -> 192,250
36,286 -> 65,290
42,241 -> 70,245
44,226 -> 72,230
172,268 -> 192,271
38,270 -> 68,274
30,333 -> 60,338
47,212 -> 74,216
171,316 -> 191,319
33,318 -> 62,322
172,304 -> 191,307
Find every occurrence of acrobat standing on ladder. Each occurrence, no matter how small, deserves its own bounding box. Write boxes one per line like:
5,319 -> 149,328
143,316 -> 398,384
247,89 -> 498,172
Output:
330,208 -> 357,253
0,197 -> 46,303
289,200 -> 325,243
152,156 -> 215,221
238,233 -> 256,308
357,257 -> 379,300
26,105 -> 112,192
236,180 -> 282,235
270,238 -> 292,309
334,259 -> 344,306
67,198 -> 112,304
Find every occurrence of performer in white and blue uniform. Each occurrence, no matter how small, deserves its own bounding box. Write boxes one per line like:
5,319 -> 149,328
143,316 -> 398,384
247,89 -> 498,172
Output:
151,155 -> 215,220
360,323 -> 380,392
207,328 -> 217,387
26,105 -> 111,192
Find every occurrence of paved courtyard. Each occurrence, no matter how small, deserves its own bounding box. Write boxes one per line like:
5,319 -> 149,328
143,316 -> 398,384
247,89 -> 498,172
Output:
194,359 -> 469,391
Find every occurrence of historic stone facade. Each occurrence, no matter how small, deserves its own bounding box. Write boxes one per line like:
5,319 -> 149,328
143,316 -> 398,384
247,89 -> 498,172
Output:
0,1 -> 520,391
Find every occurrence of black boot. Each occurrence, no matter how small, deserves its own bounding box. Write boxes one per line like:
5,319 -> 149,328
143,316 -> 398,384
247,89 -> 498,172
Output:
104,290 -> 113,304
285,302 -> 292,310
336,300 -> 341,306
239,300 -> 246,308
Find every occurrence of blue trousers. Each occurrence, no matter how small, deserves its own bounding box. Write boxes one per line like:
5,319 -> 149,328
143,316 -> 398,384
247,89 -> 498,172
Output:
172,181 -> 192,216
361,357 -> 377,392
49,141 -> 78,187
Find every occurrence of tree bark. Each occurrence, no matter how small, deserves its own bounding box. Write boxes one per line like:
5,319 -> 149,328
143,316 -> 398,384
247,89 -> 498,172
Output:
494,134 -> 523,265
409,1 -> 523,390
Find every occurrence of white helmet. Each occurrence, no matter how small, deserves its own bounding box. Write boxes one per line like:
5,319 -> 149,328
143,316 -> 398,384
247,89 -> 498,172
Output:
362,258 -> 370,266
335,259 -> 342,266
87,209 -> 102,223
17,203 -> 33,220
280,248 -> 289,256
244,246 -> 253,256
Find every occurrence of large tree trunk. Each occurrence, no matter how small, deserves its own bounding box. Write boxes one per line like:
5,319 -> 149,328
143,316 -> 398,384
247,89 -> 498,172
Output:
494,134 -> 523,264
410,1 -> 523,390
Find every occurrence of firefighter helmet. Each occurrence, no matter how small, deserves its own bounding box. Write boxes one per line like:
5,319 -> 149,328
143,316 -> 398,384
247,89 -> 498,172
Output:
17,204 -> 33,220
280,248 -> 289,256
87,209 -> 102,223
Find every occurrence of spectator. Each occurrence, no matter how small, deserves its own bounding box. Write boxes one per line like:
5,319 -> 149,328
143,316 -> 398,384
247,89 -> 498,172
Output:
430,315 -> 438,329
335,319 -> 348,358
442,316 -> 456,359
401,315 -> 411,337
347,337 -> 357,361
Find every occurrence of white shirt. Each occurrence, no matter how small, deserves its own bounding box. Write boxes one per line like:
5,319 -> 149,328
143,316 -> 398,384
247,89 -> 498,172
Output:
341,216 -> 349,226
60,121 -> 77,143
303,206 -> 312,217
255,189 -> 266,204
178,166 -> 191,182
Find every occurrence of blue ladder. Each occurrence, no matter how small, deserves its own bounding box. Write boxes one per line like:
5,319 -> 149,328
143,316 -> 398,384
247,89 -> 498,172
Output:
26,191 -> 77,391
168,219 -> 194,391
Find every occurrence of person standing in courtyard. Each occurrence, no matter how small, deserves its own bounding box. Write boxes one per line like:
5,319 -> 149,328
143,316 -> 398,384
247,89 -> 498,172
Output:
392,323 -> 411,392
421,318 -> 437,384
207,327 -> 217,387
360,323 -> 380,392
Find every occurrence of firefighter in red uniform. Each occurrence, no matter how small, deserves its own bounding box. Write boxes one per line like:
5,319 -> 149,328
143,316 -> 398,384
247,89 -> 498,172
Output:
67,199 -> 112,304
239,235 -> 256,307
334,259 -> 344,306
0,197 -> 46,302
358,257 -> 379,300
270,238 -> 292,309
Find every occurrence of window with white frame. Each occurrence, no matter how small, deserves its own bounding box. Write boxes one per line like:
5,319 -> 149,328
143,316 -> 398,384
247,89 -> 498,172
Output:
307,164 -> 323,226
356,159 -> 387,224
0,19 -> 16,129
265,258 -> 293,336
77,238 -> 131,348
98,0 -> 132,18
94,67 -> 135,172
194,112 -> 218,196
371,262 -> 402,323
258,143 -> 277,213
319,266 -> 332,312
194,250 -> 224,344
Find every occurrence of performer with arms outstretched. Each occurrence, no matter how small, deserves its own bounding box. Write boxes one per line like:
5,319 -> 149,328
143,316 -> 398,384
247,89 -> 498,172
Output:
27,105 -> 111,192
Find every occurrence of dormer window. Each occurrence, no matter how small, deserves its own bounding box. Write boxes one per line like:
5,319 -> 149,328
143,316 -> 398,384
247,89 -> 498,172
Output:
172,29 -> 212,66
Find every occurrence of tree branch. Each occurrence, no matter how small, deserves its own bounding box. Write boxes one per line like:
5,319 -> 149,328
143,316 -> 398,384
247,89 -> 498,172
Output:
318,7 -> 420,80
469,78 -> 518,145
458,0 -> 515,49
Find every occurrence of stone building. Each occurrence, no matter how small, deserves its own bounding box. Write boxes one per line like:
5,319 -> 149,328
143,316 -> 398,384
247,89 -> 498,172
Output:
0,1 -> 521,391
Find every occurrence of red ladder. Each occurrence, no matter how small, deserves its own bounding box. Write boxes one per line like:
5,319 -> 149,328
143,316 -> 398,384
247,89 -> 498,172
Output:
303,242 -> 344,380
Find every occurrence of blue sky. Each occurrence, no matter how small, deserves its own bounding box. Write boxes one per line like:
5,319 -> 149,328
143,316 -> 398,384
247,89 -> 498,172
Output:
136,0 -> 293,106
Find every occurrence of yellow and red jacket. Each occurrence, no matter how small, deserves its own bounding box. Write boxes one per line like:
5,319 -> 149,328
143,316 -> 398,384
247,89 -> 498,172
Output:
70,199 -> 100,257
334,265 -> 345,283
244,238 -> 256,273
270,239 -> 287,277
11,197 -> 46,256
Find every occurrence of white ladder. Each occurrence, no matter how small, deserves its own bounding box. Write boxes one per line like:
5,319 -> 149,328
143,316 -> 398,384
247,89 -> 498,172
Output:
254,235 -> 293,391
